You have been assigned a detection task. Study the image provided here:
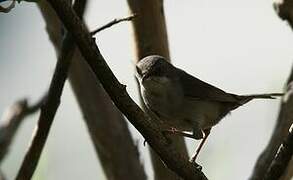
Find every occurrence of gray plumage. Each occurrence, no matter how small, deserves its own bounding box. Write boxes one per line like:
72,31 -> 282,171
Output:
135,55 -> 283,140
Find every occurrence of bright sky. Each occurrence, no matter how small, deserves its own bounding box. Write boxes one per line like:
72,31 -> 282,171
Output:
0,1 -> 292,180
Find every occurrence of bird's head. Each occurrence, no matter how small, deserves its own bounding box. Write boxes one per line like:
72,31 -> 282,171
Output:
135,55 -> 174,85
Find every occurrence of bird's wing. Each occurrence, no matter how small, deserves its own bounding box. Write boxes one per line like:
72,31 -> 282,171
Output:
178,69 -> 239,102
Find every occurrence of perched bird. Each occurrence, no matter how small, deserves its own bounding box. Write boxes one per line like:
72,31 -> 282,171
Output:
135,55 -> 283,162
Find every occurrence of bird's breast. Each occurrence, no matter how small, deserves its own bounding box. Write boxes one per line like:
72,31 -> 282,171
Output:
140,77 -> 226,131
141,77 -> 184,117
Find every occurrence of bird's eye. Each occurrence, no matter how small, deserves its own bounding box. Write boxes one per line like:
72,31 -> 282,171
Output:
154,66 -> 162,75
136,66 -> 142,76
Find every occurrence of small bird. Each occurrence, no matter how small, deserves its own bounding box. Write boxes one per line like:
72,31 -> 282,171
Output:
135,55 -> 283,162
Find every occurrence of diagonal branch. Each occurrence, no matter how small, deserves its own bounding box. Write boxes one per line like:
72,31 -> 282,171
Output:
15,1 -> 87,179
46,0 -> 207,179
127,1 -> 189,179
250,1 -> 293,179
0,97 -> 44,162
250,68 -> 293,180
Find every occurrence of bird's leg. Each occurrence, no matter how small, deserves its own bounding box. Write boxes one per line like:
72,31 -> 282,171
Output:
163,127 -> 196,139
192,125 -> 204,140
191,128 -> 211,163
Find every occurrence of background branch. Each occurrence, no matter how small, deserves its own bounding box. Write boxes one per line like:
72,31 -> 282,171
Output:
15,1 -> 87,179
126,1 -> 189,179
0,97 -> 44,162
38,1 -> 147,179
46,0 -> 207,179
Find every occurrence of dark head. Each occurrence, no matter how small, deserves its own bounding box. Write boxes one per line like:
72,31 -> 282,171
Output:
135,55 -> 174,82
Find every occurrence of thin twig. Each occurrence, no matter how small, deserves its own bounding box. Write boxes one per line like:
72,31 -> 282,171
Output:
0,0 -> 15,13
0,96 -> 45,162
90,14 -> 137,35
47,0 -> 207,179
15,1 -> 87,179
264,124 -> 293,180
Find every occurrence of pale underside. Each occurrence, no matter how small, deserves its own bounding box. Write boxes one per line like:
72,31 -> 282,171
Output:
140,76 -> 231,132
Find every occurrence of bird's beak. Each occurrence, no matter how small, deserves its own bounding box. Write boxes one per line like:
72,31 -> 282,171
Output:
142,74 -> 149,82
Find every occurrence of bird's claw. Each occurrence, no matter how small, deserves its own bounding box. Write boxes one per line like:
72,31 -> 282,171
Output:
190,160 -> 202,171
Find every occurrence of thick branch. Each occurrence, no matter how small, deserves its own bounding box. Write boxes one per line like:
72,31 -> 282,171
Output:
15,1 -> 87,179
250,1 -> 293,179
127,0 -> 189,179
0,97 -> 44,162
250,69 -> 293,180
264,124 -> 293,180
46,0 -> 207,179
38,2 -> 147,179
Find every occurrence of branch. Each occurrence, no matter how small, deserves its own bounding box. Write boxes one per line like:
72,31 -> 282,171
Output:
0,97 -> 44,162
38,2 -> 147,179
264,124 -> 293,180
250,1 -> 293,179
127,1 -> 189,179
250,69 -> 293,180
15,1 -> 87,179
46,0 -> 207,179
90,14 -> 136,35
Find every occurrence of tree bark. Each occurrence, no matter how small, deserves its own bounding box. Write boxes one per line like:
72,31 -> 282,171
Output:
127,1 -> 189,180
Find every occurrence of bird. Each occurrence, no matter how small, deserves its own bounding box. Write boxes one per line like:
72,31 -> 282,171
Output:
135,55 -> 283,162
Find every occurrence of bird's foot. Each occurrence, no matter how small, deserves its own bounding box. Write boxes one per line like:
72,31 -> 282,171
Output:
162,127 -> 196,139
190,159 -> 202,171
192,130 -> 204,140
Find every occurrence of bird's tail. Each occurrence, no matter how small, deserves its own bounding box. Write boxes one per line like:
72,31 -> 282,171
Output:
237,93 -> 284,105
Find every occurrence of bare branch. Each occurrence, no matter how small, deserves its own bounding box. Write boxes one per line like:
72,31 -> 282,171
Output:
127,1 -> 189,179
46,0 -> 207,179
0,97 -> 44,162
90,14 -> 137,35
15,1 -> 87,179
264,124 -> 293,180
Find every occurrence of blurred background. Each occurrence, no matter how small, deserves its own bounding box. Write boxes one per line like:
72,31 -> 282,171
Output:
0,0 -> 292,179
